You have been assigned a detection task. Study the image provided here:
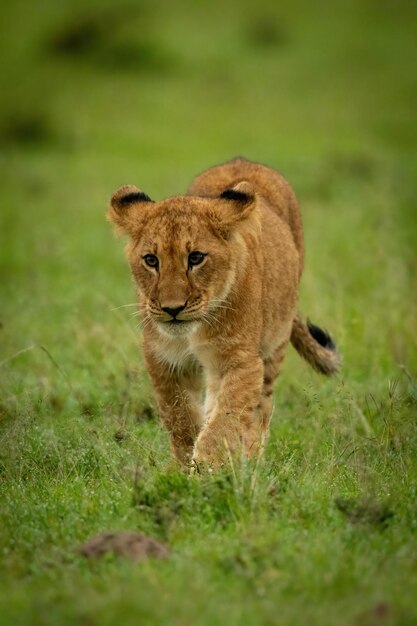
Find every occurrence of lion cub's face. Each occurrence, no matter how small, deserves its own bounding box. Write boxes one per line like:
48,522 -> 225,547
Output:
108,183 -> 258,336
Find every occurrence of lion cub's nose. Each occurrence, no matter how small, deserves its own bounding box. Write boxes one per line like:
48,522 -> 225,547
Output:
161,304 -> 186,319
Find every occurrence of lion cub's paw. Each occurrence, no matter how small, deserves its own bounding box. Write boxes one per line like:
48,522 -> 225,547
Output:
192,435 -> 236,472
189,458 -> 215,475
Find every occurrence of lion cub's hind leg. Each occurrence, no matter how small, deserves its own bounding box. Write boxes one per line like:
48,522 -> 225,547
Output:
260,342 -> 289,441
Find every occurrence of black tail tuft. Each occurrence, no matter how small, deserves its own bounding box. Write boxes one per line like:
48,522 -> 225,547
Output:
307,319 -> 336,351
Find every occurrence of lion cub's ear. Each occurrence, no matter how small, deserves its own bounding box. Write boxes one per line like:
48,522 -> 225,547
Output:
107,185 -> 154,235
217,181 -> 257,226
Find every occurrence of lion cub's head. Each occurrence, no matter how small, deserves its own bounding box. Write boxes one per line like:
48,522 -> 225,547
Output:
108,183 -> 260,336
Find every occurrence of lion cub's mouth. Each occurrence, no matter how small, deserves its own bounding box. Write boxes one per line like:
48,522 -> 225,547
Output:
157,318 -> 198,336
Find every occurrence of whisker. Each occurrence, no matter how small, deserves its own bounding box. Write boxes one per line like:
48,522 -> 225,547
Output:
201,312 -> 216,330
111,303 -> 139,311
140,315 -> 153,330
211,304 -> 235,311
208,299 -> 236,312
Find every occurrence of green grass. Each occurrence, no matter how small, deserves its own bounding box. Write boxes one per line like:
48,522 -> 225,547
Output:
1,1 -> 417,624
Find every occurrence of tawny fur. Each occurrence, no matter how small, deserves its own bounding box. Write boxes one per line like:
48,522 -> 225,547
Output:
108,157 -> 340,468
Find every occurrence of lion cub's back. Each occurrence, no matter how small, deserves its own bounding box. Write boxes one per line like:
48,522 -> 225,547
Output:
188,157 -> 304,271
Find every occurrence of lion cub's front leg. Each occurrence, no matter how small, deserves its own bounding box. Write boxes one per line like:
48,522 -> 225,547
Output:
193,354 -> 264,468
144,349 -> 203,465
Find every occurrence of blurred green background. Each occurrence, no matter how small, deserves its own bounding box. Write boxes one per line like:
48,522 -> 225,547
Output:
1,1 -> 416,625
1,0 -> 416,371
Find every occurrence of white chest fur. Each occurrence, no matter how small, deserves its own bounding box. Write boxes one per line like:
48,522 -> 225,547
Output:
152,333 -> 195,371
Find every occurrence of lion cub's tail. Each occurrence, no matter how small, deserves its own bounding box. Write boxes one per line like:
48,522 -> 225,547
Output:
290,313 -> 341,376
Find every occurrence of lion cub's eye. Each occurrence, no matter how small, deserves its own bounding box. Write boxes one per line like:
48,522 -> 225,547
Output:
188,251 -> 206,267
143,254 -> 159,268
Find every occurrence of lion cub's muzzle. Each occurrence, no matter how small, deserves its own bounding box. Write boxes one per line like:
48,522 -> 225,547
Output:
162,304 -> 192,331
149,300 -> 204,335
161,304 -> 186,320
159,302 -> 190,325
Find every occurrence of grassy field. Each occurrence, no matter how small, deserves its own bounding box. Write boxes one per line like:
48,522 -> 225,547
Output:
1,0 -> 416,624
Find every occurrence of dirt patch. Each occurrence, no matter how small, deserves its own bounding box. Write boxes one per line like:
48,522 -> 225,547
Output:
79,531 -> 169,562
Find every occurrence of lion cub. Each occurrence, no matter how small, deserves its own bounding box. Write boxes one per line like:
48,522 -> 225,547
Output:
108,158 -> 340,467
